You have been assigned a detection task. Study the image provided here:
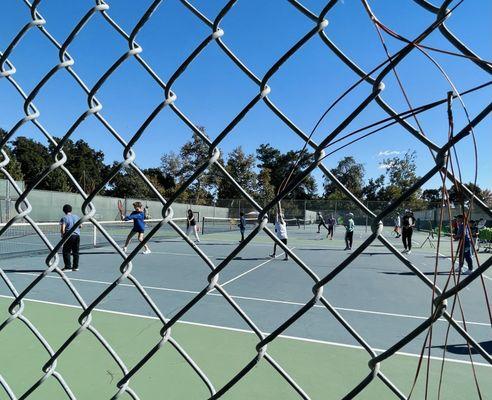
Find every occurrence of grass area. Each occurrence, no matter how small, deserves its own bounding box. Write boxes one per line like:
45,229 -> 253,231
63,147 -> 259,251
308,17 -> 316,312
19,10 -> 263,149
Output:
0,297 -> 490,399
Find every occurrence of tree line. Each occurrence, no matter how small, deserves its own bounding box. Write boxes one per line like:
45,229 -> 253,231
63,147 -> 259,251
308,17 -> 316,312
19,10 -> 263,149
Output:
1,127 -> 490,208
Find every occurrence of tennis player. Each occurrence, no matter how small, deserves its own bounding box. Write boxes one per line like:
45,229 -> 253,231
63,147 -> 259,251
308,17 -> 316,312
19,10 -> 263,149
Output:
327,214 -> 336,239
344,212 -> 355,250
270,211 -> 289,261
239,211 -> 246,242
317,211 -> 328,233
187,209 -> 200,243
122,201 -> 151,254
401,209 -> 415,254
454,215 -> 473,275
60,204 -> 81,271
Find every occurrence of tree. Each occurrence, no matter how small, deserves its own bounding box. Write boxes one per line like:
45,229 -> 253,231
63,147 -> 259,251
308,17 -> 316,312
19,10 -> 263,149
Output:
160,128 -> 218,204
257,168 -> 275,205
106,164 -> 154,198
217,146 -> 257,199
12,137 -> 70,191
49,138 -> 109,194
362,175 -> 385,202
421,188 -> 442,206
378,150 -> 421,206
256,144 -> 317,200
0,129 -> 24,182
324,156 -> 365,199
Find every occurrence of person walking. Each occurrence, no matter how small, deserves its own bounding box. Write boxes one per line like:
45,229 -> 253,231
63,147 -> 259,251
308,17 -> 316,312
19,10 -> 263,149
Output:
60,204 -> 81,271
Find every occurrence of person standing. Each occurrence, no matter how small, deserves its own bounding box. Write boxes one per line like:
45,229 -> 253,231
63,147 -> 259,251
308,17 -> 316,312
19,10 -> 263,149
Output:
60,204 -> 81,271
186,209 -> 200,243
393,213 -> 401,238
344,213 -> 355,250
238,211 -> 246,242
317,211 -> 328,233
454,215 -> 473,275
270,212 -> 289,261
401,209 -> 415,254
327,214 -> 336,239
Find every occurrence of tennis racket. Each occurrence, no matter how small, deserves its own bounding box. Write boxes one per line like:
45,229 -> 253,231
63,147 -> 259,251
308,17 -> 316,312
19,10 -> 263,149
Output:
117,200 -> 124,218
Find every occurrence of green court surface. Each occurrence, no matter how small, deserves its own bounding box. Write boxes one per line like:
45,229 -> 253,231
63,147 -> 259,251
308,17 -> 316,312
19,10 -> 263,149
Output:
1,298 -> 491,400
1,224 -> 491,399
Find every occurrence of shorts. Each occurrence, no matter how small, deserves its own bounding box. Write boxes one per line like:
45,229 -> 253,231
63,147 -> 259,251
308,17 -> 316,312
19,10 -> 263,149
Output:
132,228 -> 145,234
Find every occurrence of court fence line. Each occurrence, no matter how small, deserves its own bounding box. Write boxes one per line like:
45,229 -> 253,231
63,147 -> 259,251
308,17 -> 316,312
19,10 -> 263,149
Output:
0,1 -> 491,399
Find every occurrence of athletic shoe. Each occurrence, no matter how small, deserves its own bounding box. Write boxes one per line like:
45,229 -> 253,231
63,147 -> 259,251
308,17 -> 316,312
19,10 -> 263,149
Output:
283,257 -> 288,261
143,249 -> 151,255
462,269 -> 472,275
407,250 -> 411,255
72,267 -> 79,272
344,247 -> 349,250
269,254 -> 275,258
61,267 -> 72,271
402,249 -> 407,253
123,247 -> 127,253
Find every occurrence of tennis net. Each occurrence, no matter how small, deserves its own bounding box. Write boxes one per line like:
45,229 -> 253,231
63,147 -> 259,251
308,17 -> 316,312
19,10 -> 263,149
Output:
0,218 -> 188,258
201,216 -> 259,234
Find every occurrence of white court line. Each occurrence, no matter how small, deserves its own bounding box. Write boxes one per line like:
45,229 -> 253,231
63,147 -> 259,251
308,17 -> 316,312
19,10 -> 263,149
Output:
220,248 -> 294,287
6,271 -> 489,327
0,294 -> 489,368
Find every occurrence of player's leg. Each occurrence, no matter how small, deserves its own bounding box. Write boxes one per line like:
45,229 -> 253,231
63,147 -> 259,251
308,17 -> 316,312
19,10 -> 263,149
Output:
402,229 -> 408,252
72,235 -> 80,271
283,238 -> 288,260
193,225 -> 200,242
348,232 -> 353,250
123,230 -> 137,252
270,241 -> 277,257
407,228 -> 413,254
137,232 -> 151,254
62,238 -> 72,270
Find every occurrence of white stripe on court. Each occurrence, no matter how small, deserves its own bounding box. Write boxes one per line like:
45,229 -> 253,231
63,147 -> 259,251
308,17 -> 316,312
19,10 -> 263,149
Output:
220,248 -> 294,287
6,271 -> 490,327
0,294 -> 489,368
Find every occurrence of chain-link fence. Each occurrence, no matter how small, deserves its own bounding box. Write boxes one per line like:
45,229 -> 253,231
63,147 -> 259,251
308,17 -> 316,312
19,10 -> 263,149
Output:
1,1 -> 491,399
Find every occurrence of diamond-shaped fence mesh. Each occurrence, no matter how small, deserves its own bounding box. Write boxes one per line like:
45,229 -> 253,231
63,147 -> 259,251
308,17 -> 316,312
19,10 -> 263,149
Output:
0,0 -> 491,399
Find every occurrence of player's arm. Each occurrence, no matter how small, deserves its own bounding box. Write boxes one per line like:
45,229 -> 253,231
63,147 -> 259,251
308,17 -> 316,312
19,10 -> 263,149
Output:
60,223 -> 66,237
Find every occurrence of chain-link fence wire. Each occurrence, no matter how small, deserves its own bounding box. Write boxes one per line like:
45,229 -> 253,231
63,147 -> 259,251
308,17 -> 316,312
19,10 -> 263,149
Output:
0,0 -> 491,399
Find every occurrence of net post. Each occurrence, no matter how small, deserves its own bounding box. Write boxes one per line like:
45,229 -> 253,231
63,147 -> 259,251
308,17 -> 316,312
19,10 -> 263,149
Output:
93,224 -> 97,247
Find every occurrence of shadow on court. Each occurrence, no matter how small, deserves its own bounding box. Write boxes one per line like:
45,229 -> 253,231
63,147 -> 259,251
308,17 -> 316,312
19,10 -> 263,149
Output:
431,340 -> 492,355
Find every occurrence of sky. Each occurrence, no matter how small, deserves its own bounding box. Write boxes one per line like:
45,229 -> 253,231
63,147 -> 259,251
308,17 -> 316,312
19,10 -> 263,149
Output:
1,0 -> 491,196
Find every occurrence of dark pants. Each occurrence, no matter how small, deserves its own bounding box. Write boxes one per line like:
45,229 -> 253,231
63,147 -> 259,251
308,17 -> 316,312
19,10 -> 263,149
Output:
240,228 -> 245,242
459,246 -> 473,271
318,221 -> 328,232
345,231 -> 353,249
328,225 -> 334,238
402,228 -> 413,250
63,235 -> 80,269
272,238 -> 288,258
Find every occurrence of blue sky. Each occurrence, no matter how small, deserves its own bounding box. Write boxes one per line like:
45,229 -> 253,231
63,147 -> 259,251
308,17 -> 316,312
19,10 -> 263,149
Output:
1,0 -> 490,195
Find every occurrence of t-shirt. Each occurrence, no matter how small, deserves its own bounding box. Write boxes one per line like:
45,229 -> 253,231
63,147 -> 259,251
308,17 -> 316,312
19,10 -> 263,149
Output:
457,223 -> 471,247
60,214 -> 80,236
125,211 -> 146,232
345,218 -> 354,232
187,214 -> 196,226
394,216 -> 401,226
328,217 -> 336,227
402,215 -> 414,229
275,219 -> 288,240
318,214 -> 325,223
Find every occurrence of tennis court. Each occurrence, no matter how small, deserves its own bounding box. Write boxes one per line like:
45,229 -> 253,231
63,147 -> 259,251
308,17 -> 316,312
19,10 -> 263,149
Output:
1,221 -> 491,399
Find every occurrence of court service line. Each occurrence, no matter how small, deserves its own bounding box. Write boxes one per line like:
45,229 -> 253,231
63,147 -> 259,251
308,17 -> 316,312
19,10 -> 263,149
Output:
5,271 -> 490,327
0,294 -> 489,369
220,248 -> 295,287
